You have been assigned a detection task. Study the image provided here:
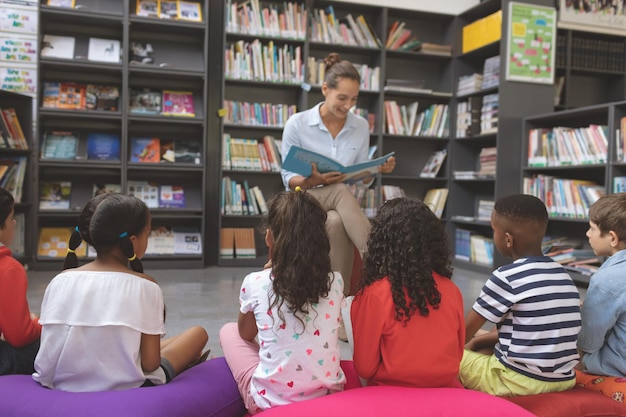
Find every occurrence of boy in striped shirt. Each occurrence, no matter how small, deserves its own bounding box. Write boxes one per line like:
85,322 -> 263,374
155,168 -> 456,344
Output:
459,194 -> 581,396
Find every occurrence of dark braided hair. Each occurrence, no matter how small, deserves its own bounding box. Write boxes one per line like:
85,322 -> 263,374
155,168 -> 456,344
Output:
63,193 -> 150,272
359,198 -> 453,325
267,189 -> 332,331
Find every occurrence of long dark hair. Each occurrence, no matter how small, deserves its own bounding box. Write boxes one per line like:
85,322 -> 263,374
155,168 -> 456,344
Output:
267,190 -> 332,329
0,187 -> 14,229
360,198 -> 453,324
64,193 -> 150,272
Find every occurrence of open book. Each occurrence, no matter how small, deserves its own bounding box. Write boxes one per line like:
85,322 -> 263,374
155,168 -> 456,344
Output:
282,146 -> 394,184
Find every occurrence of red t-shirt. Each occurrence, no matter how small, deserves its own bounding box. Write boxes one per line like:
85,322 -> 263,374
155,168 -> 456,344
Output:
351,273 -> 465,388
0,246 -> 41,347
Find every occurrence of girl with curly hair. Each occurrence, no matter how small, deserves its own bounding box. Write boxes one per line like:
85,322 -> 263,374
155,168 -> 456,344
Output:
219,187 -> 345,415
350,197 -> 465,388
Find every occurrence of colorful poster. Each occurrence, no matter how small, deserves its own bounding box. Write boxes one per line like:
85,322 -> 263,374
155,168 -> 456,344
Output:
559,0 -> 626,35
505,2 -> 556,84
0,6 -> 38,34
0,65 -> 36,94
0,36 -> 37,63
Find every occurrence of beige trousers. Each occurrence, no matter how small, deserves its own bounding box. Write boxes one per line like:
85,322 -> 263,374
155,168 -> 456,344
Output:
307,183 -> 370,295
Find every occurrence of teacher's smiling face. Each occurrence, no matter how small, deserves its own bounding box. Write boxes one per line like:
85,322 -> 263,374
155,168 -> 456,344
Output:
321,77 -> 360,121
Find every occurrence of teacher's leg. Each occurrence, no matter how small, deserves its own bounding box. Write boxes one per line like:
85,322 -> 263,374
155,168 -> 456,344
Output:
326,209 -> 354,295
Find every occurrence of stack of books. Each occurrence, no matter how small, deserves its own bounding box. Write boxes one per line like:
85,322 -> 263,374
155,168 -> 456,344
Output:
220,227 -> 256,259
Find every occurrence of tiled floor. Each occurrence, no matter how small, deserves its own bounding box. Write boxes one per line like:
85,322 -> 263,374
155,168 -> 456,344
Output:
24,265 -> 586,360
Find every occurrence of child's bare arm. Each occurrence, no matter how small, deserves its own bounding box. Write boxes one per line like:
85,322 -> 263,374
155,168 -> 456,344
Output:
238,311 -> 258,342
465,310 -> 488,344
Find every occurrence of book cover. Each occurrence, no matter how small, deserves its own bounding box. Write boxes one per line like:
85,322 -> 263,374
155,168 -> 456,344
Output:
160,139 -> 175,162
86,133 -> 120,160
57,82 -> 86,110
42,81 -> 60,108
146,226 -> 175,254
47,0 -> 75,7
282,146 -> 395,184
158,185 -> 185,208
127,180 -> 159,208
129,88 -> 161,114
129,42 -> 154,65
162,90 -> 195,117
87,38 -> 120,63
130,137 -> 160,163
136,0 -> 159,17
419,148 -> 447,178
38,227 -> 86,258
173,226 -> 202,254
93,183 -> 121,196
41,34 -> 75,59
85,84 -> 119,111
41,131 -> 78,159
174,139 -> 201,164
177,1 -> 202,22
39,180 -> 71,210
159,0 -> 178,19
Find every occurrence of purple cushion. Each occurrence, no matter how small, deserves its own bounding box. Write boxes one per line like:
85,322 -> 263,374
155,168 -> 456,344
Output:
258,386 -> 537,417
0,357 -> 246,417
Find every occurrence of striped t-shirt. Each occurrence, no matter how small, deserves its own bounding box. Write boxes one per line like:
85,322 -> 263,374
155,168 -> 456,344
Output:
473,256 -> 581,382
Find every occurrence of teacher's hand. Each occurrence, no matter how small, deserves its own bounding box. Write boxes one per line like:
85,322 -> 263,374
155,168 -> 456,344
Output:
308,163 -> 346,187
379,156 -> 396,174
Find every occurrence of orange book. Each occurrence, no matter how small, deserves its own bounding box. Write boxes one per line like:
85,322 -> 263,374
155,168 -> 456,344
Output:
57,83 -> 86,110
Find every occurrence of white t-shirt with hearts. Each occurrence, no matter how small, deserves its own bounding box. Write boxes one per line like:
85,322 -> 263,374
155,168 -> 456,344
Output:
239,268 -> 346,410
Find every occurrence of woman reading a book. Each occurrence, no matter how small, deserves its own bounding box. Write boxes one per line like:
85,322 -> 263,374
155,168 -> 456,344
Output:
281,52 -> 395,294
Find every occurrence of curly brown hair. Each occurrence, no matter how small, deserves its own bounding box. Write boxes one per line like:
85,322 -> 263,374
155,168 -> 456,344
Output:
267,190 -> 332,330
359,197 -> 453,324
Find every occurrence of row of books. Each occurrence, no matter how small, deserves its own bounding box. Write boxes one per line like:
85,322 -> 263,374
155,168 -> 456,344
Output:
457,55 -> 499,96
130,89 -> 195,117
461,9 -> 502,54
0,108 -> 27,149
613,176 -> 626,193
306,58 -> 380,92
570,36 -> 626,73
453,146 -> 497,180
527,125 -> 609,167
0,157 -> 26,203
386,21 -> 452,55
352,108 -> 375,134
221,177 -> 268,216
38,225 -> 202,258
41,132 -> 120,161
220,227 -> 256,259
42,35 -> 120,63
542,236 -> 601,276
481,93 -> 498,134
225,40 -> 303,84
455,229 -> 494,266
310,6 -> 381,48
135,0 -> 203,22
130,137 -> 201,165
42,83 -> 120,112
523,175 -> 605,219
384,101 -> 450,138
348,184 -> 377,218
222,134 -> 281,172
618,116 -> 626,162
223,100 -> 297,127
39,181 -> 187,210
225,0 -> 306,40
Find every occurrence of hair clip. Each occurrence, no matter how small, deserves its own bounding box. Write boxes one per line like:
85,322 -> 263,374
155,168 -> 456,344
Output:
118,232 -> 129,238
75,226 -> 79,233
128,254 -> 137,261
67,249 -> 75,254
295,186 -> 303,192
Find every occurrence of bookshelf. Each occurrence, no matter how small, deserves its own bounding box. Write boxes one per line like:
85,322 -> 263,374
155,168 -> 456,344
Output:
521,101 -> 626,286
0,90 -> 33,265
35,0 -> 209,270
554,29 -> 626,110
448,0 -> 555,273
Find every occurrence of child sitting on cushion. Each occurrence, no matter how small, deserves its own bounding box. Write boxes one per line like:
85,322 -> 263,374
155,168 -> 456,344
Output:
460,194 -> 581,396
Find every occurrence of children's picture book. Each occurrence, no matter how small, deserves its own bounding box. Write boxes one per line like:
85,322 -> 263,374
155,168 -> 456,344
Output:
129,42 -> 154,65
419,148 -> 447,178
87,38 -> 120,63
41,131 -> 78,159
86,132 -> 120,160
146,226 -> 175,254
159,0 -> 178,19
41,34 -> 75,59
42,81 -> 60,108
57,82 -> 86,110
162,90 -> 195,117
136,0 -> 159,17
173,139 -> 201,164
47,0 -> 75,7
160,139 -> 175,162
39,181 -> 72,210
93,183 -> 121,196
129,88 -> 161,114
130,137 -> 160,163
282,146 -> 395,184
177,1 -> 202,21
38,227 -> 87,259
173,227 -> 202,254
85,84 -> 119,111
127,180 -> 159,208
158,185 -> 186,208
